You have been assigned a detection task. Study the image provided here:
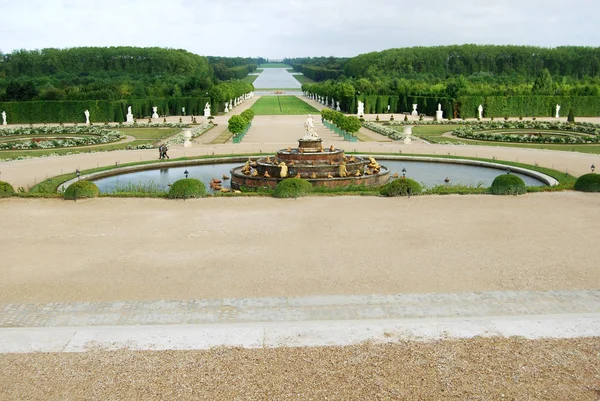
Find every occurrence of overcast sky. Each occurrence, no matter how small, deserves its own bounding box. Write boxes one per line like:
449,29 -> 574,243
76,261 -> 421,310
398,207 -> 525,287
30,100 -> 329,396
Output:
1,0 -> 598,59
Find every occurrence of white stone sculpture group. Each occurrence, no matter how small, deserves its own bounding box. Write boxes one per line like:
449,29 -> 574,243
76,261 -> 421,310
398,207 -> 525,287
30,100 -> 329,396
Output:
303,114 -> 319,139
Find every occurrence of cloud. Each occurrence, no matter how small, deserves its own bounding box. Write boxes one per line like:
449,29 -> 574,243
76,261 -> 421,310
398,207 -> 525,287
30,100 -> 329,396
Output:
0,0 -> 598,58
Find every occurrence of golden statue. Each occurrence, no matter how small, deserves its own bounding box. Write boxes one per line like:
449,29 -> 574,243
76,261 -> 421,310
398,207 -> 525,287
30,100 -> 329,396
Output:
329,145 -> 335,152
311,172 -> 317,179
354,170 -> 362,177
327,172 -> 333,178
264,171 -> 271,178
339,162 -> 348,177
251,170 -> 259,177
242,161 -> 251,175
278,162 -> 288,178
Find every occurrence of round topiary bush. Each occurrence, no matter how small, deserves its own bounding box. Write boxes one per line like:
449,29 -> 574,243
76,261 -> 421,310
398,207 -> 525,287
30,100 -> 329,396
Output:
380,178 -> 422,197
168,178 -> 206,199
574,173 -> 600,192
0,181 -> 16,198
63,180 -> 100,200
490,174 -> 527,195
273,178 -> 313,198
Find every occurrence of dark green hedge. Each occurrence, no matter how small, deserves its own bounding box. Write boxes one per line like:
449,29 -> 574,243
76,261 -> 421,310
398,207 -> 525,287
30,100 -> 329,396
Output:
229,64 -> 258,79
0,181 -> 16,197
0,96 -> 211,124
574,173 -> 600,192
273,178 -> 313,198
458,96 -> 600,118
380,178 -> 422,197
490,174 -> 527,195
63,180 -> 99,200
301,66 -> 342,82
168,178 -> 206,199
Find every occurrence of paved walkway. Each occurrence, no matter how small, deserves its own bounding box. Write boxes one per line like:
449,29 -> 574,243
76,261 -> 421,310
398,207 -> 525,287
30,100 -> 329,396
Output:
1,290 -> 599,352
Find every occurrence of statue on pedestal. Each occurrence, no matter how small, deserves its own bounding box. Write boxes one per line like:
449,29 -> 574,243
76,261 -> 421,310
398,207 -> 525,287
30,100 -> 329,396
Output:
411,104 -> 418,116
2,111 -> 6,126
224,102 -> 229,113
204,102 -> 211,118
84,110 -> 90,124
303,114 -> 319,139
555,104 -> 561,119
126,106 -> 134,123
357,100 -> 364,117
478,105 -> 483,119
152,107 -> 159,119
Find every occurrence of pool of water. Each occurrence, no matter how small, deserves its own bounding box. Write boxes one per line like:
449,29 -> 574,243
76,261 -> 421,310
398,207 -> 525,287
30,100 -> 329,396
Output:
384,160 -> 544,187
92,159 -> 546,193
252,68 -> 302,89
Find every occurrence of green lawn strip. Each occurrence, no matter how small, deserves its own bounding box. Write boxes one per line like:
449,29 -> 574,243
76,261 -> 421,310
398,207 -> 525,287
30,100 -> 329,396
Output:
241,75 -> 259,84
291,74 -> 317,85
255,88 -> 302,91
210,130 -> 234,144
251,96 -> 318,115
352,131 -> 373,142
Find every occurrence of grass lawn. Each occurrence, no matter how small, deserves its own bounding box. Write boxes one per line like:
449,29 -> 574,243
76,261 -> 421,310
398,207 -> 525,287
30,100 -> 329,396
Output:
242,74 -> 259,84
250,96 -> 318,115
291,74 -> 317,85
410,125 -> 600,154
258,63 -> 292,68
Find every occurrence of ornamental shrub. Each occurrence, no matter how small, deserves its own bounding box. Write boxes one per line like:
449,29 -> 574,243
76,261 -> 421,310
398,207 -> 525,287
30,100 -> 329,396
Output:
567,108 -> 575,123
63,180 -> 99,200
380,178 -> 422,197
168,178 -> 206,199
490,174 -> 527,195
0,181 -> 16,197
574,173 -> 600,192
273,178 -> 313,198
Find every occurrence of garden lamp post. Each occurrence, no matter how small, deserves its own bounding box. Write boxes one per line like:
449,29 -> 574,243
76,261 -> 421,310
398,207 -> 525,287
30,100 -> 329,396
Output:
592,164 -> 595,173
402,167 -> 406,178
184,169 -> 189,179
76,169 -> 81,180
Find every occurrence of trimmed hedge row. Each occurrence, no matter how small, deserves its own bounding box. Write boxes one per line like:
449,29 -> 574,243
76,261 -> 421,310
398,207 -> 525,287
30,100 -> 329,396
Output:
0,97 -> 211,124
273,178 -> 313,198
457,96 -> 600,118
229,64 -> 258,79
380,178 -> 422,197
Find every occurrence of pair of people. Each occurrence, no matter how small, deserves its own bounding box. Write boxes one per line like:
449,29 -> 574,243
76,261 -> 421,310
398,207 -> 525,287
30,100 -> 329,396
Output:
158,144 -> 169,159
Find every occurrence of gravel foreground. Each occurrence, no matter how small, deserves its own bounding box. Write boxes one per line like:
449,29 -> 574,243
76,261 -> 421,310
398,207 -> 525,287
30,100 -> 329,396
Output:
1,337 -> 599,400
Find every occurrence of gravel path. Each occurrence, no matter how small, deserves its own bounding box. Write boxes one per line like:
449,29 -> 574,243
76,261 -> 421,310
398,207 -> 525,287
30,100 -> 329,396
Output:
1,338 -> 599,400
1,193 -> 599,304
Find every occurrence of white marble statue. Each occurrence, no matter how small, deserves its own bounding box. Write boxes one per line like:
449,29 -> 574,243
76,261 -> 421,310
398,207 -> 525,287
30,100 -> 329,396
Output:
204,102 -> 211,118
229,99 -> 233,110
387,105 -> 391,112
126,106 -> 134,123
403,125 -> 413,144
303,114 -> 319,139
2,111 -> 6,126
224,102 -> 229,113
183,129 -> 192,148
478,104 -> 483,119
331,98 -> 335,108
336,101 -> 341,112
182,107 -> 186,116
411,104 -> 418,116
152,107 -> 159,119
435,103 -> 443,120
84,109 -> 90,124
357,100 -> 364,116
555,104 -> 561,119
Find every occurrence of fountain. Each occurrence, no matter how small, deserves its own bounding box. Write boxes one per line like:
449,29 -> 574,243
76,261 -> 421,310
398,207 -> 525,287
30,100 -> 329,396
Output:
230,115 -> 390,190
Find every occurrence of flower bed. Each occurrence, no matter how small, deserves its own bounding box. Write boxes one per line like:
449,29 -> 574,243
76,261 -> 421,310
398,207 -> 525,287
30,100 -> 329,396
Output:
453,122 -> 600,144
0,126 -> 125,150
362,122 -> 404,140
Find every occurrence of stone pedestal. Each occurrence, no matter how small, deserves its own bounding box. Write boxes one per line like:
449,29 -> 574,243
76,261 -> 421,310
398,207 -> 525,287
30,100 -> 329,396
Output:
298,138 -> 323,153
126,113 -> 134,124
183,130 -> 192,148
436,110 -> 443,120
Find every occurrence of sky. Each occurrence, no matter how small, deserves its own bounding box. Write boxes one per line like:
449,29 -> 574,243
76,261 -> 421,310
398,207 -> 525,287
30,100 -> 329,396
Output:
1,0 -> 598,59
